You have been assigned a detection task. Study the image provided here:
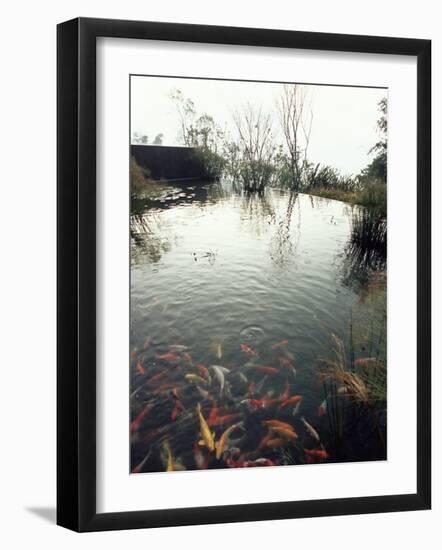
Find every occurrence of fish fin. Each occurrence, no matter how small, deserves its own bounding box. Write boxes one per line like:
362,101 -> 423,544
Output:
198,439 -> 206,447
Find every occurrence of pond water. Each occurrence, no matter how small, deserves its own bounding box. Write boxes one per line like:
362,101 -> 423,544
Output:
130,182 -> 387,473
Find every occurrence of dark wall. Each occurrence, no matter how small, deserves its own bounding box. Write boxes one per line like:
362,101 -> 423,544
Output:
131,145 -> 204,181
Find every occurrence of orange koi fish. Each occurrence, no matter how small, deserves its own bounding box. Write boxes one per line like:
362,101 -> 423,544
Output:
145,371 -> 166,386
354,357 -> 380,368
245,365 -> 279,375
268,426 -> 298,441
211,413 -> 241,427
208,406 -> 218,426
263,437 -> 287,449
195,364 -> 211,382
304,448 -> 328,460
262,419 -> 295,431
157,352 -> 179,363
130,403 -> 151,433
279,395 -> 303,409
240,343 -> 258,357
271,339 -> 289,349
171,400 -> 184,421
135,360 -> 145,375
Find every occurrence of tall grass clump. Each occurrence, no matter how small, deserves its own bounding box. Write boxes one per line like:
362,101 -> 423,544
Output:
357,180 -> 386,217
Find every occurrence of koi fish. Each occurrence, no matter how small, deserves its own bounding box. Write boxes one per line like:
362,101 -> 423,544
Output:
195,385 -> 211,400
301,417 -> 321,442
263,437 -> 287,449
256,375 -> 269,393
354,357 -> 381,368
238,372 -> 248,384
145,371 -> 167,386
318,399 -> 327,417
135,360 -> 145,375
210,365 -> 230,393
280,380 -> 290,400
169,344 -> 188,352
262,420 -> 295,431
143,337 -> 150,349
271,339 -> 289,349
292,399 -> 302,417
196,403 -> 215,452
185,373 -> 208,386
216,422 -> 243,459
130,349 -> 138,360
240,343 -> 258,357
171,400 -> 184,421
211,413 -> 241,427
304,448 -> 328,460
279,395 -> 303,409
157,352 -> 179,363
227,456 -> 275,468
164,441 -> 174,472
215,342 -> 223,359
130,385 -> 143,399
243,397 -> 280,409
130,403 -> 151,433
269,426 -> 298,441
243,365 -> 279,375
210,338 -> 224,359
278,356 -> 296,377
195,364 -> 211,383
208,406 -> 218,426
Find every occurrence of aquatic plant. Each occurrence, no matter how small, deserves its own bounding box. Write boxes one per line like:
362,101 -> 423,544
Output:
317,306 -> 386,456
130,156 -> 157,196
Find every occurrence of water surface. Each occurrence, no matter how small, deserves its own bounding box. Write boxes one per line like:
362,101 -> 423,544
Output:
130,182 -> 386,473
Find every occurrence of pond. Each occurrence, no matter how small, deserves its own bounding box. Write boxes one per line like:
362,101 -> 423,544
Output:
130,182 -> 387,473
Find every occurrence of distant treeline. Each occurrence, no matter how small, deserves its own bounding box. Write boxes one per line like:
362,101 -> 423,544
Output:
132,87 -> 387,215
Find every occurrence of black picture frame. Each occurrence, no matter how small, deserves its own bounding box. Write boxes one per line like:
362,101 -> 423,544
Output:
57,17 -> 431,532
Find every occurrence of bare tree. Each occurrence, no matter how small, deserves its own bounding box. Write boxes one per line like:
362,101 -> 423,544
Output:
169,89 -> 196,146
233,104 -> 276,192
277,85 -> 313,189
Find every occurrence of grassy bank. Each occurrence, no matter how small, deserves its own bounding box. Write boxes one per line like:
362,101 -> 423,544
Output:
306,180 -> 386,217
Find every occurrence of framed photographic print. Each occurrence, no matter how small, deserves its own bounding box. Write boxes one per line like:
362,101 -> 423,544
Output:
57,17 -> 431,532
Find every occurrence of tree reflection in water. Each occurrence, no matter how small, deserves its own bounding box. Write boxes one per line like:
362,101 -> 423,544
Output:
131,208 -> 175,265
269,191 -> 300,269
340,207 -> 386,289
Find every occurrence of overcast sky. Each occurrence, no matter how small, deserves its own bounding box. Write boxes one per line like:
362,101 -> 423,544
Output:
131,76 -> 386,176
